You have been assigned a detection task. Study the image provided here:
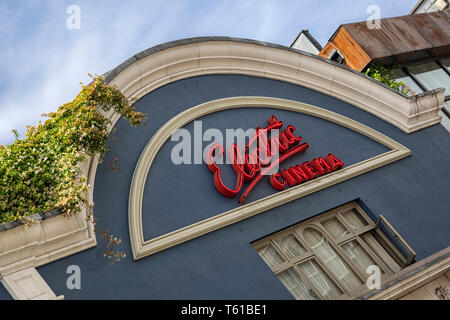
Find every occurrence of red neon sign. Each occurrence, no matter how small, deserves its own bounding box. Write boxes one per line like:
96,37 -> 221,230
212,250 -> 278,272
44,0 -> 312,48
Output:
206,115 -> 344,203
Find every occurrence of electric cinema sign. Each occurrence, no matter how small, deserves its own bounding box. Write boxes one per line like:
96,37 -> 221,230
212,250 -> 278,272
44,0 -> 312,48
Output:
128,97 -> 411,260
206,115 -> 344,203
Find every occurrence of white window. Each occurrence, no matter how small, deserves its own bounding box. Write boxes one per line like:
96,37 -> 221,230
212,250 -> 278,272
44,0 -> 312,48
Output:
252,202 -> 415,300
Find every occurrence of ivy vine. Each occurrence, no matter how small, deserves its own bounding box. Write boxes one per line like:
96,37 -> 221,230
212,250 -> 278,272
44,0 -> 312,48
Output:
0,75 -> 146,224
364,64 -> 410,95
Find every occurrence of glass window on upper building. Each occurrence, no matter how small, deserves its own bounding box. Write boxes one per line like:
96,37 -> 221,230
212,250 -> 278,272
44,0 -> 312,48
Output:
408,62 -> 450,95
410,0 -> 449,14
391,60 -> 450,97
390,59 -> 450,132
391,68 -> 424,96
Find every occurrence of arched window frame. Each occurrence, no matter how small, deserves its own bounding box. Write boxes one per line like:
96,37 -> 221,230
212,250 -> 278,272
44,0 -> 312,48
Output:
252,202 -> 412,299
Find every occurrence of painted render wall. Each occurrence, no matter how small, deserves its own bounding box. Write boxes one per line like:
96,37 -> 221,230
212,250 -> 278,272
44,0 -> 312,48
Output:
0,281 -> 10,300
4,74 -> 449,300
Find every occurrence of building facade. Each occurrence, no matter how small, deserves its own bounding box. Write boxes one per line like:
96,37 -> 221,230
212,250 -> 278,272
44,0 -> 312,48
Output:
410,0 -> 449,14
0,36 -> 448,300
290,30 -> 322,55
318,10 -> 450,132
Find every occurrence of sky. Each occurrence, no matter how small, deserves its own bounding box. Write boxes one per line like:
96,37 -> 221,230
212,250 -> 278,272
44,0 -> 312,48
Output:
0,0 -> 418,145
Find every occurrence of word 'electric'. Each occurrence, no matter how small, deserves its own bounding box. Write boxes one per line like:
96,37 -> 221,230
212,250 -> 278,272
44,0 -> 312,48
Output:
206,115 -> 344,203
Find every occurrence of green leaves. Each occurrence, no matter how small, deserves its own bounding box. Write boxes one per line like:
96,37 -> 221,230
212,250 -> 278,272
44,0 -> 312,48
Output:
364,64 -> 410,95
0,75 -> 146,223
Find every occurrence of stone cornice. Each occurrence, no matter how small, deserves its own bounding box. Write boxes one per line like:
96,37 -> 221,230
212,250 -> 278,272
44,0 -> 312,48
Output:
103,37 -> 444,134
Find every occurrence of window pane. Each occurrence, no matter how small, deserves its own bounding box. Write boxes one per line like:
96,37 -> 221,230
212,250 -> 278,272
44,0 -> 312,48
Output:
408,62 -> 450,95
322,217 -> 350,240
342,209 -> 369,233
341,240 -> 384,276
257,244 -> 285,268
275,234 -> 306,259
303,228 -> 363,292
297,260 -> 343,299
391,68 -> 423,96
276,268 -> 319,300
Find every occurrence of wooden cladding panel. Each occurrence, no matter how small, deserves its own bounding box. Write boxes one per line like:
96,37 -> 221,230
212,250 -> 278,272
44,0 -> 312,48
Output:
319,27 -> 371,72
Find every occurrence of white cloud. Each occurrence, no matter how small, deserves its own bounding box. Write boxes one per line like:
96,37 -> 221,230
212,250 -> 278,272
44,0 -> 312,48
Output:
0,0 -> 188,145
0,0 -> 416,145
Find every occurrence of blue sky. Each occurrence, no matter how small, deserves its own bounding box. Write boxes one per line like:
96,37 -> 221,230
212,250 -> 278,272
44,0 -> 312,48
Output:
0,0 -> 417,145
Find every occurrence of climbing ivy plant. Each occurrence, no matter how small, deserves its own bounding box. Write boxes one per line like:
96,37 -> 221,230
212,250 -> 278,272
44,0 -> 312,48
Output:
0,75 -> 146,224
364,64 -> 410,95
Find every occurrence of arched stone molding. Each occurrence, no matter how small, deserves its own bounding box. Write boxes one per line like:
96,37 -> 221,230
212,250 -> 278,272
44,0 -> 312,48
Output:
128,96 -> 411,260
103,37 -> 444,135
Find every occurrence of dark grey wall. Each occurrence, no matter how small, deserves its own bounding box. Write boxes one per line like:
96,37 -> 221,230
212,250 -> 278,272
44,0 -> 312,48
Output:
0,282 -> 11,300
142,107 -> 388,239
10,74 -> 449,300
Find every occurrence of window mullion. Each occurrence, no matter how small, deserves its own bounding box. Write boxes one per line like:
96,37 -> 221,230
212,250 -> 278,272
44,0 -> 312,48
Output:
268,239 -> 295,274
306,256 -> 349,298
298,225 -> 363,295
442,103 -> 450,119
270,234 -> 314,270
330,236 -> 367,282
270,239 -> 292,263
354,204 -> 376,227
402,66 -> 428,92
335,234 -> 356,246
291,262 -> 326,300
355,225 -> 376,236
339,237 -> 386,278
355,236 -> 392,275
312,225 -> 366,282
436,60 -> 450,78
290,252 -> 314,265
252,238 -> 272,251
335,210 -> 354,232
271,261 -> 293,274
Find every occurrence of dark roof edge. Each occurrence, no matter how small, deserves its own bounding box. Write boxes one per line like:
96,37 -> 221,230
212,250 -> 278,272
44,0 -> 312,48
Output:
325,25 -> 343,45
289,31 -> 302,48
409,0 -> 425,14
102,36 -> 434,100
302,30 -> 322,51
